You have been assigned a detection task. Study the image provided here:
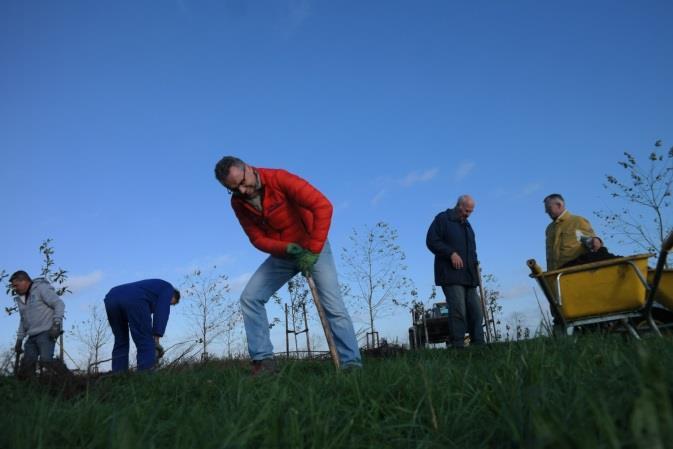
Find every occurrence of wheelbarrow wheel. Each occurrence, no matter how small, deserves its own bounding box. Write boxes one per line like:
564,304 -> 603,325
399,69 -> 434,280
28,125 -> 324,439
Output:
635,308 -> 673,335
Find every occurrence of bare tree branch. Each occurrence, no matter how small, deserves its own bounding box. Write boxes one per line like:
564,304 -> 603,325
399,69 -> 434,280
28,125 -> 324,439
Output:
340,221 -> 414,339
595,141 -> 673,266
181,266 -> 242,360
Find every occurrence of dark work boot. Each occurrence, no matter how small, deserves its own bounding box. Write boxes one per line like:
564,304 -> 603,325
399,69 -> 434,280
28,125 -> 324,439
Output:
17,361 -> 36,380
251,358 -> 278,376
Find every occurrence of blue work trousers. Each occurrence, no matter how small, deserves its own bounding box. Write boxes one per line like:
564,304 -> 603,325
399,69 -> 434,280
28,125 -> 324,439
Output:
104,297 -> 155,372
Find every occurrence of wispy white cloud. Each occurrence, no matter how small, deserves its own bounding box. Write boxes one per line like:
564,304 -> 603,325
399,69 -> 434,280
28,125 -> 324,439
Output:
335,201 -> 350,212
177,254 -> 236,274
67,271 -> 104,294
206,254 -> 235,267
368,167 -> 438,205
176,0 -> 188,12
399,168 -> 439,188
278,0 -> 312,38
288,0 -> 311,27
501,283 -> 532,301
516,183 -> 542,198
489,182 -> 543,200
454,161 -> 476,182
229,272 -> 252,294
490,187 -> 508,199
371,189 -> 386,206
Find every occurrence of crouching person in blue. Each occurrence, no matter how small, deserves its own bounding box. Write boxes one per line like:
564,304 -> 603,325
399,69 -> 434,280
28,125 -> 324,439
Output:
10,270 -> 66,375
104,279 -> 180,373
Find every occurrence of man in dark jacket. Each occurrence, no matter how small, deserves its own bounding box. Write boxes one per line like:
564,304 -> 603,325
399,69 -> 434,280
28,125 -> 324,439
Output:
426,195 -> 484,347
10,270 -> 66,374
104,279 -> 180,373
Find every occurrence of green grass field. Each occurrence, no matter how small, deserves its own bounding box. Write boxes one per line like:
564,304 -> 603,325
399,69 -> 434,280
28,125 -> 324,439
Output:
2,335 -> 672,449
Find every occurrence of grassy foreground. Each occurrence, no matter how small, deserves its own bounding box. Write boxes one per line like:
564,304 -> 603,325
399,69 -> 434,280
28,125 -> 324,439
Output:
1,335 -> 673,449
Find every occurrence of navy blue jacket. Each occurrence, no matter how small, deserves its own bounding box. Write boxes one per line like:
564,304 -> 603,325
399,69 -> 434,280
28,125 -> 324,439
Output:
426,208 -> 479,287
105,279 -> 175,337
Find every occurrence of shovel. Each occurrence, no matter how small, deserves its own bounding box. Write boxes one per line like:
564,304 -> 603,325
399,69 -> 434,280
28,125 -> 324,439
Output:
305,273 -> 340,369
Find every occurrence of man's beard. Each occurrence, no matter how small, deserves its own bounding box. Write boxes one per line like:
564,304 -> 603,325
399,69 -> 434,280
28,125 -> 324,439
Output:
242,189 -> 261,199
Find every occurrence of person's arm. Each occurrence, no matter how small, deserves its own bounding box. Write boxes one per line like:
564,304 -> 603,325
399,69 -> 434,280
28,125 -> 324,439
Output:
38,282 -> 65,326
471,225 -> 479,266
276,170 -> 333,254
16,307 -> 26,340
151,282 -> 174,337
576,217 -> 597,239
234,201 -> 289,256
426,215 -> 456,258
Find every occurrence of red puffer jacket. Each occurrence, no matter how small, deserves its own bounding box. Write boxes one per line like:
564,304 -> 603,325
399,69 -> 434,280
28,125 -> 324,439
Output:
231,167 -> 333,257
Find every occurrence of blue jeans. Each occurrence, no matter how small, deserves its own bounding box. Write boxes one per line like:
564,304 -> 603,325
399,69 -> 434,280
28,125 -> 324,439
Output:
104,296 -> 156,372
442,285 -> 485,347
23,331 -> 55,366
240,241 -> 361,366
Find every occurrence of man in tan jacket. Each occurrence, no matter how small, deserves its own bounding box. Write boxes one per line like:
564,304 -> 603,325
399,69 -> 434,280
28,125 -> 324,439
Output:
544,194 -> 602,270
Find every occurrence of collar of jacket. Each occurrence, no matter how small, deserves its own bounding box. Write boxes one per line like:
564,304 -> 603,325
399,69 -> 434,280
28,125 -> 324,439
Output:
446,207 -> 469,225
554,209 -> 570,223
15,280 -> 35,304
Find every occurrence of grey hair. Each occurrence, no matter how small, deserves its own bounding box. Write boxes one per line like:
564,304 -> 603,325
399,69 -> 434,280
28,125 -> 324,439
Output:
214,156 -> 246,186
543,193 -> 565,205
9,270 -> 31,283
456,195 -> 473,207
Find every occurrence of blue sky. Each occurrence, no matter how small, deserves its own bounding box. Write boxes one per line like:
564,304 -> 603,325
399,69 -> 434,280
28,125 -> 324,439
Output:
1,0 -> 672,363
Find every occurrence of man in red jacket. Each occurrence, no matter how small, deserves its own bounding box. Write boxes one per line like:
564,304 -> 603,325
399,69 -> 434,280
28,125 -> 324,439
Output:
215,156 -> 361,372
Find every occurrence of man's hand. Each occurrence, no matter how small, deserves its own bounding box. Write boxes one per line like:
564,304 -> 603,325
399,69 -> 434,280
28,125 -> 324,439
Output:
581,236 -> 603,252
589,237 -> 603,252
48,321 -> 62,340
14,338 -> 23,355
286,243 -> 305,257
287,243 -> 319,274
450,252 -> 464,269
296,251 -> 319,275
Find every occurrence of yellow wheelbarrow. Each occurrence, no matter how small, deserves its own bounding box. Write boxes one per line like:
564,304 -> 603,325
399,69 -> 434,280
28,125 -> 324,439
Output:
527,230 -> 673,337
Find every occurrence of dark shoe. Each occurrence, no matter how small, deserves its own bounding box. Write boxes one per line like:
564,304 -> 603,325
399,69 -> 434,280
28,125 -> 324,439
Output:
340,362 -> 362,372
42,360 -> 73,377
17,361 -> 36,380
251,358 -> 278,376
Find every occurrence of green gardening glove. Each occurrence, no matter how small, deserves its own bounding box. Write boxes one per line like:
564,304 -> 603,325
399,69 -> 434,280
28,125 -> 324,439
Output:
286,243 -> 305,258
296,250 -> 319,275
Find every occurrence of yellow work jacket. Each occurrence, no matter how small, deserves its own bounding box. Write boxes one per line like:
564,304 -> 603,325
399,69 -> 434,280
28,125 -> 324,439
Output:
545,210 -> 596,271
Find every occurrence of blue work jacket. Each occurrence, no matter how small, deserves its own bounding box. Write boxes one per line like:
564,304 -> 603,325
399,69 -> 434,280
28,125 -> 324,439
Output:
426,208 -> 479,287
105,279 -> 175,337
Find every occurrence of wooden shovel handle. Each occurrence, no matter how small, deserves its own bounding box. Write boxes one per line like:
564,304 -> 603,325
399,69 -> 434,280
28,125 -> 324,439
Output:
306,274 -> 340,369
